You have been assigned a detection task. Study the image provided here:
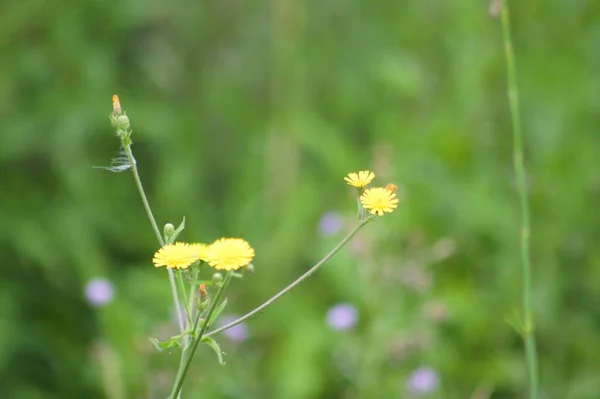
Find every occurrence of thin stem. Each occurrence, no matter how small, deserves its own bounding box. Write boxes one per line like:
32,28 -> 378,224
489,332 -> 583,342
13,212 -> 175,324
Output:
205,219 -> 370,338
170,273 -> 233,399
500,2 -> 538,398
122,144 -> 185,333
176,271 -> 192,330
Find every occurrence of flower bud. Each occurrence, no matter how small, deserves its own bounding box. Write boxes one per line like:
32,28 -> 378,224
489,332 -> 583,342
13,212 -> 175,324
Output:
212,273 -> 223,283
245,263 -> 255,274
116,114 -> 130,132
197,283 -> 210,310
163,223 -> 175,243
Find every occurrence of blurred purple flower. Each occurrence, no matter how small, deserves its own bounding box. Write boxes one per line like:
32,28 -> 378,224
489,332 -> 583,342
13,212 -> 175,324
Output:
85,278 -> 114,307
219,315 -> 249,343
318,211 -> 343,237
326,303 -> 358,331
406,366 -> 439,395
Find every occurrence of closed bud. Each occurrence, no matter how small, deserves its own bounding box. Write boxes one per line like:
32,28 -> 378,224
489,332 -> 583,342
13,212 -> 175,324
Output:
245,263 -> 255,274
163,223 -> 175,243
199,284 -> 207,302
197,283 -> 210,310
116,114 -> 130,132
212,272 -> 223,284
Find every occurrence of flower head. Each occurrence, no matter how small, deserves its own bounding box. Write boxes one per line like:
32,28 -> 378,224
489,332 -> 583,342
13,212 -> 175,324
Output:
191,243 -> 209,262
326,303 -> 358,331
344,170 -> 375,188
85,278 -> 114,307
360,187 -> 399,216
319,211 -> 344,237
219,315 -> 249,342
406,366 -> 439,395
206,238 -> 255,271
153,242 -> 199,269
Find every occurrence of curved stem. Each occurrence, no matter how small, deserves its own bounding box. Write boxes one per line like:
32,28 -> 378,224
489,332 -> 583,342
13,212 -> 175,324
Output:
170,273 -> 233,399
123,144 -> 185,333
205,219 -> 370,338
500,2 -> 538,398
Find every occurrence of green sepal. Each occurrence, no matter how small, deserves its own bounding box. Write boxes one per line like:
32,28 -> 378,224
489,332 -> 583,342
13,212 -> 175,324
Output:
201,336 -> 226,365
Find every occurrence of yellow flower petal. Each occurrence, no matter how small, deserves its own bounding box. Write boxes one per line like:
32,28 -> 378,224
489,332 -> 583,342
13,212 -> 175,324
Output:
206,238 -> 255,271
152,242 -> 199,269
344,170 -> 375,188
360,187 -> 399,216
191,243 -> 209,262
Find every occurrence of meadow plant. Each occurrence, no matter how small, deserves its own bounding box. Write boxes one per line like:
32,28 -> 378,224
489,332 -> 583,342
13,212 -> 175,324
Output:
107,95 -> 399,398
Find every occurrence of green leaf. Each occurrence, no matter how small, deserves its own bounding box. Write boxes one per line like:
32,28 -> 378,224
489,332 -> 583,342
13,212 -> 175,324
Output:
201,336 -> 226,365
149,336 -> 183,352
208,298 -> 228,326
172,217 -> 186,242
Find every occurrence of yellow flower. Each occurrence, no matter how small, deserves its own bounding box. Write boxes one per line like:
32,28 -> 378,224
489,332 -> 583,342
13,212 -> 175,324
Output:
360,187 -> 399,216
206,238 -> 255,271
153,242 -> 199,269
344,170 -> 375,188
191,243 -> 209,262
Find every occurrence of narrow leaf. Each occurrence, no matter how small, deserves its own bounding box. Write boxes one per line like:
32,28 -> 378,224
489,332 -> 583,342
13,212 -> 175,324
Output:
149,337 -> 183,352
208,298 -> 228,326
171,217 -> 186,242
201,336 -> 226,365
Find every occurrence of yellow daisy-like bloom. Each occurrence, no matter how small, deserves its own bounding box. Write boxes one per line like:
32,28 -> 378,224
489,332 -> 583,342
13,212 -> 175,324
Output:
191,243 -> 209,262
206,238 -> 255,271
360,187 -> 399,216
153,242 -> 199,269
344,170 -> 375,188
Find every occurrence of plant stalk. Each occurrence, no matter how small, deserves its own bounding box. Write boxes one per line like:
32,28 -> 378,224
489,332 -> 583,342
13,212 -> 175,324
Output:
170,273 -> 233,399
500,2 -> 538,398
205,218 -> 370,338
123,144 -> 185,334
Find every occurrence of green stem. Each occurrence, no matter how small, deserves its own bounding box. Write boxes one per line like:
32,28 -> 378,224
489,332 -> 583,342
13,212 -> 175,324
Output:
170,273 -> 233,399
176,271 -> 192,329
205,219 -> 370,338
122,144 -> 185,333
500,2 -> 538,398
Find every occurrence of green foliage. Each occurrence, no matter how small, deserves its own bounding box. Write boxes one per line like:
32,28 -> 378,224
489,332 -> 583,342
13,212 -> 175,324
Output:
1,0 -> 600,398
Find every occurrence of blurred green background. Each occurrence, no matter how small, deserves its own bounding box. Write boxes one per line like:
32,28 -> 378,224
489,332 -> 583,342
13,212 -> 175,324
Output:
1,0 -> 600,398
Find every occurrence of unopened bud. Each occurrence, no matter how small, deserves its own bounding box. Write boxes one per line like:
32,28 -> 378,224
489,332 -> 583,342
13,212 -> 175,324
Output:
163,223 -> 175,243
197,283 -> 210,311
199,284 -> 207,302
385,183 -> 397,193
212,273 -> 223,283
245,263 -> 255,274
116,114 -> 130,131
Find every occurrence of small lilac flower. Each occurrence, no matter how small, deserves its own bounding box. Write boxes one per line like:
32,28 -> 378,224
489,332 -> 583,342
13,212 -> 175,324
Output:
406,366 -> 439,395
219,315 -> 249,343
85,278 -> 114,307
318,211 -> 343,237
326,303 -> 358,331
